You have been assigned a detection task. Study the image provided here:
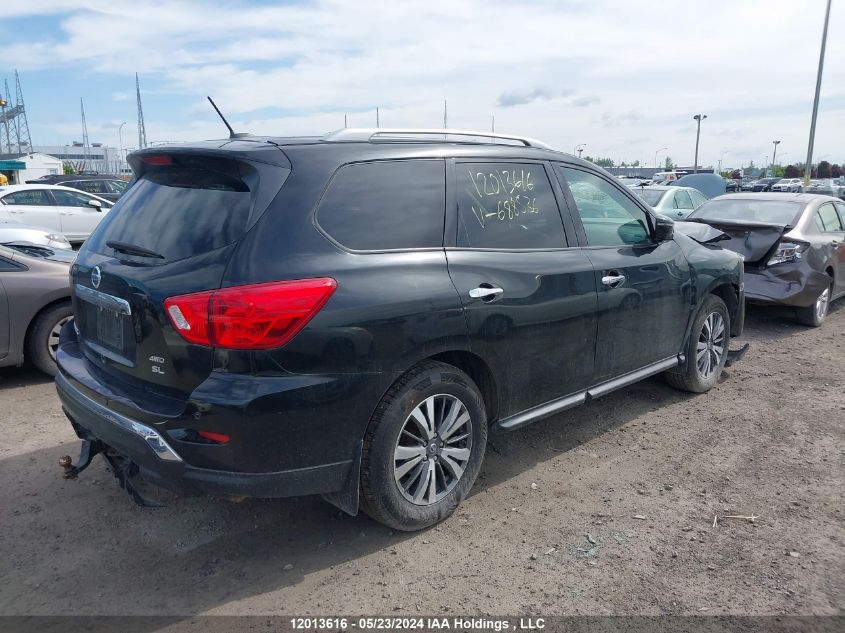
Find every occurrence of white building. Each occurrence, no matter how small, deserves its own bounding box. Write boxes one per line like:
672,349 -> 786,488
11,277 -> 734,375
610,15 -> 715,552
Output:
0,152 -> 64,183
31,143 -> 130,176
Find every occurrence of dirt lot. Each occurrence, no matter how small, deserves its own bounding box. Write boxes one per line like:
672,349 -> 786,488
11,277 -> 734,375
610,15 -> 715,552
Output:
0,304 -> 842,617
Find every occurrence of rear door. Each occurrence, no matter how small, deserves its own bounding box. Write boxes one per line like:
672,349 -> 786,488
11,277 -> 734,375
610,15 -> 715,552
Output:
445,159 -> 597,419
556,164 -> 690,381
49,188 -> 110,241
70,150 -> 291,411
0,189 -> 61,231
819,202 -> 845,296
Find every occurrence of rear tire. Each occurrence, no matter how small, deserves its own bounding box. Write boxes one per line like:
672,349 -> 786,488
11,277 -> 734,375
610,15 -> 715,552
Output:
795,282 -> 831,327
665,295 -> 730,393
360,361 -> 487,531
26,302 -> 73,377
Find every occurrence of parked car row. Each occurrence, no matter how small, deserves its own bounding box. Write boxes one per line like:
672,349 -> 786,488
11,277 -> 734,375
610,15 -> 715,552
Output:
26,174 -> 130,203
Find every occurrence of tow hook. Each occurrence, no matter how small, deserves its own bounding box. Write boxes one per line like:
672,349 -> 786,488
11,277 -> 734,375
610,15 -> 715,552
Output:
59,439 -> 106,479
59,440 -> 162,507
725,343 -> 750,368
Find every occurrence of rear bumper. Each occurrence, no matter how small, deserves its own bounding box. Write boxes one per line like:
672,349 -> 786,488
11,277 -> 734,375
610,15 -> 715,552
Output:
744,262 -> 831,308
57,371 -> 353,498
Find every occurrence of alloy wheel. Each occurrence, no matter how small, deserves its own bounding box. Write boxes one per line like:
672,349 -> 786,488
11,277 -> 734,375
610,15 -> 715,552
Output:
48,316 -> 73,361
394,394 -> 472,506
696,312 -> 726,379
815,287 -> 830,322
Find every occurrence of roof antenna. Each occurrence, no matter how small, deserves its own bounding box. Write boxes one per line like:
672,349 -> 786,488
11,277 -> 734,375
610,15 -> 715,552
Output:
207,96 -> 244,138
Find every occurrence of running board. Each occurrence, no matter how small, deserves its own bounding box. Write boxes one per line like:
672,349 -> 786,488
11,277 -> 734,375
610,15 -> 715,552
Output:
496,356 -> 682,432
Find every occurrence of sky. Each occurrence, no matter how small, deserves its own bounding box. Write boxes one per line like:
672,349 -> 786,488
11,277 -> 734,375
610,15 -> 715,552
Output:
2,0 -> 844,170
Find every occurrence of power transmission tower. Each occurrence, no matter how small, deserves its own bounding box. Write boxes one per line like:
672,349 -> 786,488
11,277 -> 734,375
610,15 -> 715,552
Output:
136,73 -> 147,149
80,98 -> 90,172
13,71 -> 31,152
0,70 -> 33,154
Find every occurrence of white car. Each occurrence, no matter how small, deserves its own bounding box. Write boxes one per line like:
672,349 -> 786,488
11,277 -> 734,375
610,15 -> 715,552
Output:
770,178 -> 803,193
0,220 -> 73,250
0,184 -> 114,244
628,185 -> 708,219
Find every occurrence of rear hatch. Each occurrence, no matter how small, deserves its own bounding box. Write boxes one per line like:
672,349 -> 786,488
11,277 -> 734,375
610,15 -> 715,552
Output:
69,144 -> 291,413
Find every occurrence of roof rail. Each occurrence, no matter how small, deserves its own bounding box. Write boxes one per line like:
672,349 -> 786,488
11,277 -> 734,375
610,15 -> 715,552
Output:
322,128 -> 553,150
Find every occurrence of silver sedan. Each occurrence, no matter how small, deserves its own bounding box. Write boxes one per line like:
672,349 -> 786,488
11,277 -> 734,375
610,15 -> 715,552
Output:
629,185 -> 708,219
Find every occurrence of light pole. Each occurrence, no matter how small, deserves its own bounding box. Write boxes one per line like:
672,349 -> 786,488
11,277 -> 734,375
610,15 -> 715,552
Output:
804,0 -> 832,187
574,143 -> 586,158
654,147 -> 667,168
692,114 -> 707,173
118,122 -> 127,175
772,140 -> 781,171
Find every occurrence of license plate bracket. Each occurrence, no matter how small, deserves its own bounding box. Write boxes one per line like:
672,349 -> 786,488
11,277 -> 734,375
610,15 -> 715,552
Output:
96,306 -> 124,352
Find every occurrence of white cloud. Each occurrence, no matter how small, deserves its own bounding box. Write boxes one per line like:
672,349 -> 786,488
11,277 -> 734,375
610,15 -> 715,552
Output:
9,0 -> 845,167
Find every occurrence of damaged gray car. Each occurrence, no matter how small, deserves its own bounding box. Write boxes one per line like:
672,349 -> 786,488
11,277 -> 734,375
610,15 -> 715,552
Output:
686,193 -> 845,326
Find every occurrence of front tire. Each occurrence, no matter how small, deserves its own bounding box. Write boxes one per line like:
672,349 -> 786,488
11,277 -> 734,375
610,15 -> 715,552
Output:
26,302 -> 73,377
665,295 -> 730,393
795,283 -> 831,327
360,361 -> 487,531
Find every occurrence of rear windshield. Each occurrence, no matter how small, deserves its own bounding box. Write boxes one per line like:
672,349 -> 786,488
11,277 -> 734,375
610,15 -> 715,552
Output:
631,188 -> 666,206
690,199 -> 803,226
87,160 -> 254,261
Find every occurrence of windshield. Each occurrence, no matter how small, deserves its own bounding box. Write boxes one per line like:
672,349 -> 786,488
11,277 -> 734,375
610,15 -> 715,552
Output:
690,199 -> 804,226
631,188 -> 666,206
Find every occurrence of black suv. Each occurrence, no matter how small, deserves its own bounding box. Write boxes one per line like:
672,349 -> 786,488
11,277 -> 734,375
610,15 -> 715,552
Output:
56,129 -> 744,531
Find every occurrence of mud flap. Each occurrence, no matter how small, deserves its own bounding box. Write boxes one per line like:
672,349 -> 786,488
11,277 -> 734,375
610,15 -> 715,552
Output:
321,440 -> 362,516
725,343 -> 750,368
60,440 -> 162,508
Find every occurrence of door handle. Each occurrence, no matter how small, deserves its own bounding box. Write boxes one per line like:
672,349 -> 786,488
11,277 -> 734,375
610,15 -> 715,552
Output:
601,273 -> 626,288
469,285 -> 504,299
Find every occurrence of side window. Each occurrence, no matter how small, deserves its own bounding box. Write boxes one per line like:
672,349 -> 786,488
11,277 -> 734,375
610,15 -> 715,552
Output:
813,211 -> 827,233
70,180 -> 107,194
456,162 -> 566,249
835,202 -> 845,226
559,167 -> 651,247
0,256 -> 24,271
689,190 -> 707,208
52,189 -> 101,208
316,160 -> 444,251
673,190 -> 694,210
817,203 -> 844,232
108,180 -> 128,194
1,190 -> 51,206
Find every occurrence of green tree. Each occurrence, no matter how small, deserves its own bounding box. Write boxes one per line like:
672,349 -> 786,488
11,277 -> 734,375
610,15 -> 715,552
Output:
783,164 -> 801,178
631,160 -> 640,167
591,157 -> 614,168
663,156 -> 674,170
831,164 -> 843,178
63,163 -> 75,175
817,160 -> 832,178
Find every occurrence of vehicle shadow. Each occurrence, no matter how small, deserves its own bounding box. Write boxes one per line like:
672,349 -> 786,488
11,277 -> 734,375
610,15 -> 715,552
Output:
0,365 -> 53,391
0,372 -> 692,619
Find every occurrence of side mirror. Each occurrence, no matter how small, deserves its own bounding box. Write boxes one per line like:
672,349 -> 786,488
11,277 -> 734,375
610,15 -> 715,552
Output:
653,215 -> 674,242
87,199 -> 103,211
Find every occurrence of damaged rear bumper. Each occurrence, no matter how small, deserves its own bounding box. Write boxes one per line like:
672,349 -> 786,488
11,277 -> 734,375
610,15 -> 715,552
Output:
743,262 -> 831,308
56,371 -> 355,500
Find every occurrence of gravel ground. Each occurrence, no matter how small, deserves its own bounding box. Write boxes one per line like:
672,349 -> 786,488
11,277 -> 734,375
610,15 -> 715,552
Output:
0,303 -> 842,617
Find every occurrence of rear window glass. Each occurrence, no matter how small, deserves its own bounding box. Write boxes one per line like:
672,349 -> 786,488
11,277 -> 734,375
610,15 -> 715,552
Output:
87,161 -> 254,262
690,199 -> 803,226
316,160 -> 445,251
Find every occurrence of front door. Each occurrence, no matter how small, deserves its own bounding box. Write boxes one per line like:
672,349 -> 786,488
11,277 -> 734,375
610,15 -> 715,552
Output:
445,159 -> 598,419
556,165 -> 691,381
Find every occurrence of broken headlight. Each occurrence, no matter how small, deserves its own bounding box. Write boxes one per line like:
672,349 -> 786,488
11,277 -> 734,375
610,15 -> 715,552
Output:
768,240 -> 809,266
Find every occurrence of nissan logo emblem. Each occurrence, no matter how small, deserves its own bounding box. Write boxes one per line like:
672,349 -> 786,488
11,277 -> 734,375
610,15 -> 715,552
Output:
91,266 -> 102,289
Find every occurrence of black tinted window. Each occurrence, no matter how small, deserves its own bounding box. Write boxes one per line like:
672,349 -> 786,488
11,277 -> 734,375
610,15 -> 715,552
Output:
317,160 -> 444,250
456,162 -> 565,249
87,160 -> 257,262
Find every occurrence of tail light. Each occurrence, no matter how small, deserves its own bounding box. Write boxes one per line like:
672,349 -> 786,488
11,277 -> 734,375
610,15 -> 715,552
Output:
164,278 -> 337,350
768,240 -> 809,266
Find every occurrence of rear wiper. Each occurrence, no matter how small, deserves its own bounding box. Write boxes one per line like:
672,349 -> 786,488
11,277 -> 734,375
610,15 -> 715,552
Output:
106,240 -> 164,259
